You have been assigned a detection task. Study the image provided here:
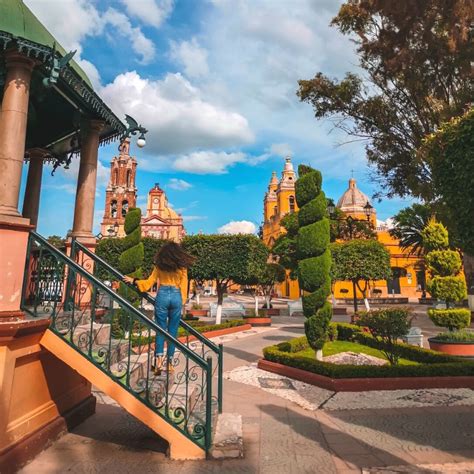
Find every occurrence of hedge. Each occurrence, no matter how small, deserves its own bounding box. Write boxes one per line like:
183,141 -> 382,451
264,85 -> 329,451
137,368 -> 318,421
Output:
261,323 -> 474,378
296,219 -> 330,259
298,251 -> 331,292
428,308 -> 471,331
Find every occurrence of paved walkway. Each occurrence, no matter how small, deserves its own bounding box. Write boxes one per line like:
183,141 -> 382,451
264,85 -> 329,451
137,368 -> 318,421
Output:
20,318 -> 474,473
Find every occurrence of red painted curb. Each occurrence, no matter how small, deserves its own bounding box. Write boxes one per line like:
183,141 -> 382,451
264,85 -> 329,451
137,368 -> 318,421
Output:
243,317 -> 272,327
428,339 -> 474,356
178,324 -> 252,343
257,359 -> 474,392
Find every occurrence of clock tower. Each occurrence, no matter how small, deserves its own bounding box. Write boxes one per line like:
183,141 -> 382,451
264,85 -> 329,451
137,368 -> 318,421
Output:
100,138 -> 137,238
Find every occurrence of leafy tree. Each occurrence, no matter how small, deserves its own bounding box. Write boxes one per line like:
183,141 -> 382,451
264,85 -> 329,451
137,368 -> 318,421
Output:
421,108 -> 474,299
298,1 -> 473,200
295,165 -> 332,359
183,234 -> 268,324
390,204 -> 433,256
142,237 -> 168,277
271,212 -> 299,279
259,263 -> 286,309
47,235 -> 66,249
357,308 -> 412,365
331,239 -> 391,313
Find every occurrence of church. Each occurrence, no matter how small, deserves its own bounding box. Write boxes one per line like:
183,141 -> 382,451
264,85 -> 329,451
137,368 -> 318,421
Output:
262,158 -> 425,300
100,139 -> 185,241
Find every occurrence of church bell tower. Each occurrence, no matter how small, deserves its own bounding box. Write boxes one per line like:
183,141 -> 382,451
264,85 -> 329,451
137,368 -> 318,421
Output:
100,138 -> 138,238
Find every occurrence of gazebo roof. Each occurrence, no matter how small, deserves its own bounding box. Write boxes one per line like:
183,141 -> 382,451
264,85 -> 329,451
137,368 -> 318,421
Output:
0,0 -> 92,87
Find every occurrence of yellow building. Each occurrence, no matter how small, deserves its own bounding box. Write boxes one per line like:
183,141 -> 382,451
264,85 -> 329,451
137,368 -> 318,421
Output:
262,164 -> 425,301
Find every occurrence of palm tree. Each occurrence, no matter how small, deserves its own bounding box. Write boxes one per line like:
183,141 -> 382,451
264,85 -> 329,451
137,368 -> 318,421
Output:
390,204 -> 432,256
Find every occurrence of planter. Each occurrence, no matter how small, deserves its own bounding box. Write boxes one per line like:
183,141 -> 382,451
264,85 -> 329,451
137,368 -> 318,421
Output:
183,315 -> 200,321
419,298 -> 434,305
428,338 -> 474,357
333,307 -> 347,316
257,359 -> 474,391
243,316 -> 272,327
261,308 -> 280,316
177,323 -> 252,343
187,309 -> 208,317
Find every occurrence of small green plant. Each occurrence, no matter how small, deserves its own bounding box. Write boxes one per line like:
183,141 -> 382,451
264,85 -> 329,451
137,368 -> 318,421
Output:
357,308 -> 412,365
428,308 -> 471,332
245,309 -> 267,318
433,329 -> 474,342
191,303 -> 203,310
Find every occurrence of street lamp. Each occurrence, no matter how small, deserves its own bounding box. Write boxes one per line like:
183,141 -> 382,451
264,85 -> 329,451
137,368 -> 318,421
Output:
122,115 -> 148,149
363,201 -> 374,222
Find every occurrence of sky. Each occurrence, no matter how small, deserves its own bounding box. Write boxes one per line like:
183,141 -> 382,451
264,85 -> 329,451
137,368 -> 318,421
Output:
22,0 -> 415,237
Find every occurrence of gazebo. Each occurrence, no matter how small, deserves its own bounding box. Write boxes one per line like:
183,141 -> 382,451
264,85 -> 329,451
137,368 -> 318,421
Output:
0,0 -> 129,468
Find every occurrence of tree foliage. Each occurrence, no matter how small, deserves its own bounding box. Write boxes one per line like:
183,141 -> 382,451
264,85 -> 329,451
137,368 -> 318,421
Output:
298,1 -> 473,200
295,165 -> 332,352
271,212 -> 299,278
47,235 -> 66,249
330,239 -> 391,297
183,234 -> 268,305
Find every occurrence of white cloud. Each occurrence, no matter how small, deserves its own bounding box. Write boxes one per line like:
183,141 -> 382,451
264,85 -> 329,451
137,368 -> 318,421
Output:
174,151 -> 246,174
218,220 -> 256,235
100,72 -> 253,155
270,143 -> 292,157
120,0 -> 174,28
170,38 -> 209,78
103,8 -> 156,65
168,178 -> 193,191
183,215 -> 207,222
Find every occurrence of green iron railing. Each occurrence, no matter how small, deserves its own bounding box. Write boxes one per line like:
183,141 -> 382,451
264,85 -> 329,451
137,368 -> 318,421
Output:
69,239 -> 224,414
21,232 -> 216,453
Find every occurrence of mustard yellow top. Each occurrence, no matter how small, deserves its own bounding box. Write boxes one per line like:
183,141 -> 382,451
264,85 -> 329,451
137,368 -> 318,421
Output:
135,266 -> 188,302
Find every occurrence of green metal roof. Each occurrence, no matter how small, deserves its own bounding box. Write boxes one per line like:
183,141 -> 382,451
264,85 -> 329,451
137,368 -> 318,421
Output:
0,0 -> 93,88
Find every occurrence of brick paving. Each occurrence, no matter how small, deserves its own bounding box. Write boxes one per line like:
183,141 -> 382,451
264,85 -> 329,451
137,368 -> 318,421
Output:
19,316 -> 474,473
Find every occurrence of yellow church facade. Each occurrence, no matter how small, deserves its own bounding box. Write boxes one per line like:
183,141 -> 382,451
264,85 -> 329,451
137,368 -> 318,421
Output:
262,160 -> 425,301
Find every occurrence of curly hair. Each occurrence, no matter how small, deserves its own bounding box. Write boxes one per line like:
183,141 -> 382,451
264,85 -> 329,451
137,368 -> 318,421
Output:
154,242 -> 195,272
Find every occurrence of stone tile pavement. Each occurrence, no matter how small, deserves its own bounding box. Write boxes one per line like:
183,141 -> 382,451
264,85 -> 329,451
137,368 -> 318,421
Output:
19,320 -> 474,473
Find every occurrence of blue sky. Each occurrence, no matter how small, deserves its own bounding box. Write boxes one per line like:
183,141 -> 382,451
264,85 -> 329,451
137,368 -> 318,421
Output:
23,0 -> 414,237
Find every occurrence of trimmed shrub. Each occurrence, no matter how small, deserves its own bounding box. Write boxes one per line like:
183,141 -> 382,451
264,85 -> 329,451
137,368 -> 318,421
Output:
421,219 -> 449,252
122,226 -> 141,248
124,209 -> 141,235
428,308 -> 471,331
295,165 -> 332,352
295,169 -> 322,206
119,242 -> 144,275
298,250 -> 331,293
425,250 -> 462,277
296,219 -> 330,259
357,308 -> 412,365
427,276 -> 467,305
298,191 -> 327,227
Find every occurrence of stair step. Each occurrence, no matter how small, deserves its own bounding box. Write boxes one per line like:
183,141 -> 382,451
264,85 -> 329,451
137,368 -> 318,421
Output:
70,322 -> 111,348
210,413 -> 243,459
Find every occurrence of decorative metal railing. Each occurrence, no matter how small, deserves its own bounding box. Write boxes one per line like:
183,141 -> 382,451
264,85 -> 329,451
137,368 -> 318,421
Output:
21,232 -> 215,453
70,239 -> 224,414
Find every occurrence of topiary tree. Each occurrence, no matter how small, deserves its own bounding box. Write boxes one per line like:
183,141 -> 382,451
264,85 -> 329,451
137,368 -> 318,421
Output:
423,219 -> 470,331
295,164 -> 332,360
330,239 -> 391,314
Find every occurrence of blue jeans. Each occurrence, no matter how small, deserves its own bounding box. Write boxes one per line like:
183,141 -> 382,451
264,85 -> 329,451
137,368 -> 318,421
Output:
154,285 -> 182,358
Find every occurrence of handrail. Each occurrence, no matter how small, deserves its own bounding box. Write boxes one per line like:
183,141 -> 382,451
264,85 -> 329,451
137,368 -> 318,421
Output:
72,239 -> 221,354
31,232 -> 208,369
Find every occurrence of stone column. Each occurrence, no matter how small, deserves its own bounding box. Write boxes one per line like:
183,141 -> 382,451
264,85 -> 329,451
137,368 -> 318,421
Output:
0,53 -> 35,219
70,119 -> 105,241
22,149 -> 45,228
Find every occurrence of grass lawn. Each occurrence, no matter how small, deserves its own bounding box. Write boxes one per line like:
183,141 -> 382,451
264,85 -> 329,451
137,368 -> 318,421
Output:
297,340 -> 419,366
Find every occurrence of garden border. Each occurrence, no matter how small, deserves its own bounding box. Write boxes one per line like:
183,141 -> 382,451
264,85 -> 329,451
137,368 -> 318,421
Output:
257,358 -> 474,391
178,323 -> 252,343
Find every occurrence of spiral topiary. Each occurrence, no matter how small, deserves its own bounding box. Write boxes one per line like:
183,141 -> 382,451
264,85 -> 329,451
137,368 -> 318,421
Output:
295,164 -> 332,359
116,208 -> 144,336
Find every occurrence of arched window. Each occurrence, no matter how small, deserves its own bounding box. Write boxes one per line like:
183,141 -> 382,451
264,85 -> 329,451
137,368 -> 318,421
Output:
273,205 -> 278,217
126,170 -> 131,187
111,200 -> 117,218
122,200 -> 129,217
289,195 -> 295,213
113,169 -> 118,185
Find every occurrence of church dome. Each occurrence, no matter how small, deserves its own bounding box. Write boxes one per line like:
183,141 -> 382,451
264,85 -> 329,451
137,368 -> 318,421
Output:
337,178 -> 371,213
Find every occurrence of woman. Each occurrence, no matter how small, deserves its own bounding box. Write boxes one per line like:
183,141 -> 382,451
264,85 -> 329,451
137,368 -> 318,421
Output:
123,242 -> 194,374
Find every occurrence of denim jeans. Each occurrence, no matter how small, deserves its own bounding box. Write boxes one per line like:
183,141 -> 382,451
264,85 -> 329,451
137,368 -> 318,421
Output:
154,285 -> 182,358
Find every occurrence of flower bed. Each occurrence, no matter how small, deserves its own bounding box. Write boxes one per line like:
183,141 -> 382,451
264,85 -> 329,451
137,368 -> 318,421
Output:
259,323 -> 474,390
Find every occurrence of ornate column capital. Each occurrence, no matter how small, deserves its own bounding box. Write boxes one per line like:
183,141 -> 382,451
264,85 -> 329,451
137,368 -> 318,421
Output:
84,119 -> 106,134
4,51 -> 36,73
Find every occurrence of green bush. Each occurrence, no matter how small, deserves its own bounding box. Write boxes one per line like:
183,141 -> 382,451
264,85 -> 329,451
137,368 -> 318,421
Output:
428,308 -> 471,331
301,278 -> 331,316
261,323 -> 474,379
298,251 -> 332,292
357,308 -> 412,365
122,226 -> 141,248
295,168 -> 322,207
425,250 -> 462,277
298,191 -> 327,227
124,208 -> 141,235
296,219 -> 330,259
119,242 -> 144,275
421,219 -> 449,252
433,329 -> 474,342
427,276 -> 467,305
